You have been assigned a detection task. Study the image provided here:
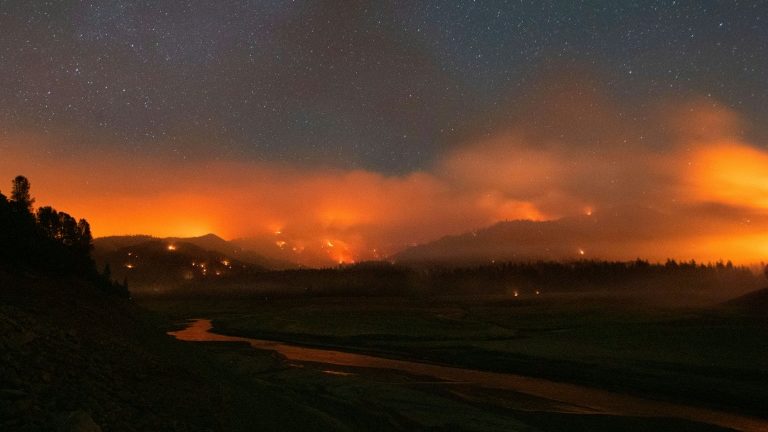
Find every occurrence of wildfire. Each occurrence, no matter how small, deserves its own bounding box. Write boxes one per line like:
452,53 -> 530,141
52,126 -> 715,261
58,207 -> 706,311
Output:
690,143 -> 768,209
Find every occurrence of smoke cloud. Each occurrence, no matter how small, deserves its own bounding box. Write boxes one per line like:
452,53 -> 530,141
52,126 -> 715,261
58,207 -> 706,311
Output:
2,83 -> 767,266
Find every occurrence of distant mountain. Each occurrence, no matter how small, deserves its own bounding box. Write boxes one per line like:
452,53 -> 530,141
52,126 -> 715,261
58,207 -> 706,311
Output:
94,233 -> 298,270
93,235 -> 155,251
392,207 -> 683,265
231,236 -> 338,269
93,239 -> 263,292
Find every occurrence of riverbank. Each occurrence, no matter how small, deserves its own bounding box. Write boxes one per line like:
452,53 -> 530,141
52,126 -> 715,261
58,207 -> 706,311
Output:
143,293 -> 767,431
0,272 -> 351,431
171,318 -> 768,432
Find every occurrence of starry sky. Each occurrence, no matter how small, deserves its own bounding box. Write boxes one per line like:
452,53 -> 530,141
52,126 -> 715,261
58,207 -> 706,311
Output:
2,1 -> 768,265
3,1 -> 767,171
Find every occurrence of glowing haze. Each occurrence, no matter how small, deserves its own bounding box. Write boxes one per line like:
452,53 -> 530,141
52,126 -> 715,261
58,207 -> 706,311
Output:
3,3 -> 768,267
2,87 -> 768,266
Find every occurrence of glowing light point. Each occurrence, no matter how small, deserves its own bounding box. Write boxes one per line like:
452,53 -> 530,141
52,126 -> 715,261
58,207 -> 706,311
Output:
578,248 -> 585,256
167,244 -> 177,251
125,263 -> 134,269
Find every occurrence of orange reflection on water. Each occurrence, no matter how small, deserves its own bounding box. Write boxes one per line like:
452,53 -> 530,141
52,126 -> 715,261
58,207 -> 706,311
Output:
169,319 -> 768,432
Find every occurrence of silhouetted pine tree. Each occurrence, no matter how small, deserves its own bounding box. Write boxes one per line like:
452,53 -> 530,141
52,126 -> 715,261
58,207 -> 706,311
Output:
0,175 -> 127,297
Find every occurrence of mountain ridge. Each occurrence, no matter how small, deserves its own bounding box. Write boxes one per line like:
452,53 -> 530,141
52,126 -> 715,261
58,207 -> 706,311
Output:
94,233 -> 298,270
391,206 -> 690,265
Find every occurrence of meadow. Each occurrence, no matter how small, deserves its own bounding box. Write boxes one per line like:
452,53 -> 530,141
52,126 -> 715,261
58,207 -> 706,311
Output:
142,291 -> 767,431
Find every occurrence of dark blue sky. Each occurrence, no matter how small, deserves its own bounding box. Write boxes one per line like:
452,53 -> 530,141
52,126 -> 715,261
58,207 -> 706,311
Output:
1,0 -> 766,173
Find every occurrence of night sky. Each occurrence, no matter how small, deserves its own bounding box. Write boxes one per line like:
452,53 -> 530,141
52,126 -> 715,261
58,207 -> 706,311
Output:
3,1 -> 767,171
2,1 -> 768,265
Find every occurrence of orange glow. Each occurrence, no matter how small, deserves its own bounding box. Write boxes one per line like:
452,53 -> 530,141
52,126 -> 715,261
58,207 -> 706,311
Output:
690,142 -> 768,209
3,97 -> 768,266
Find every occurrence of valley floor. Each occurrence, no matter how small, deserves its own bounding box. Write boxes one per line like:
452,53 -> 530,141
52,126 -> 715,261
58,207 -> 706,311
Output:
3,270 -> 765,431
141,292 -> 768,431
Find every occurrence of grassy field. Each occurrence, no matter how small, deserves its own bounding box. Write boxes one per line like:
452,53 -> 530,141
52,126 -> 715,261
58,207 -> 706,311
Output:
142,292 -> 767,430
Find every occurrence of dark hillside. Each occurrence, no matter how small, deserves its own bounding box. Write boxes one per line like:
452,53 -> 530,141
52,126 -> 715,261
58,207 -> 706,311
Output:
723,287 -> 768,314
0,271 -> 221,431
94,234 -> 298,271
0,176 -> 343,431
93,239 -> 262,293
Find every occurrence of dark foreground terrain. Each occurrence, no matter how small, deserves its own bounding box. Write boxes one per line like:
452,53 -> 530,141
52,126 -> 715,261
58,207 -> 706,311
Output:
143,290 -> 767,431
0,271 -> 360,431
2,266 -> 766,431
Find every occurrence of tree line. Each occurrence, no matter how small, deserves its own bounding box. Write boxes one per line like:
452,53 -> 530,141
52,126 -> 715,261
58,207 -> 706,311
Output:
422,258 -> 759,295
141,258 -> 762,300
0,175 -> 127,296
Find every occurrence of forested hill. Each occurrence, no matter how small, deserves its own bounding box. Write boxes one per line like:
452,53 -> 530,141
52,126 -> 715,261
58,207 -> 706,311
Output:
0,175 -> 124,296
0,175 -> 338,431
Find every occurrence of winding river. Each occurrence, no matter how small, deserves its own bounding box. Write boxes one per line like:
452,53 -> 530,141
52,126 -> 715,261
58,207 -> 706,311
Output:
170,319 -> 767,432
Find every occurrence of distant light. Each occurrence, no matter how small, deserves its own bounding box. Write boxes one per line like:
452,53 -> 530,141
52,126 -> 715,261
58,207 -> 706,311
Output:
578,248 -> 585,256
585,207 -> 593,216
535,290 -> 540,295
125,263 -> 134,269
221,260 -> 230,266
275,241 -> 286,248
326,240 -> 334,248
167,244 -> 176,251
275,230 -> 282,235
513,290 -> 519,297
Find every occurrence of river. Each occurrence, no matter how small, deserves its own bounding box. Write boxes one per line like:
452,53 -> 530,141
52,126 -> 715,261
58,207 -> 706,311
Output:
170,319 -> 767,432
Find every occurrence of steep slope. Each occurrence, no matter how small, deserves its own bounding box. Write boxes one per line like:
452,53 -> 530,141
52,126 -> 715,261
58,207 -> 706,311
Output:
0,270 -> 222,431
94,234 -> 297,271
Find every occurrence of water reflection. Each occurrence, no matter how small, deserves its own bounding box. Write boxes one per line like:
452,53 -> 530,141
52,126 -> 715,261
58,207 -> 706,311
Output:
170,319 -> 766,432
